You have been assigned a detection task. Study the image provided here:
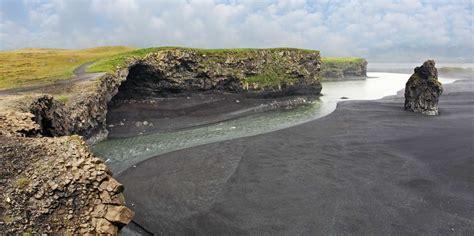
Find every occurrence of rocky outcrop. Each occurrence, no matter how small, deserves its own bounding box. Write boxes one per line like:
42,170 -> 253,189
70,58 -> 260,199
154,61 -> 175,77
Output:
6,48 -> 321,143
0,111 -> 40,137
12,69 -> 130,143
113,48 -> 322,101
321,58 -> 367,80
404,60 -> 443,115
29,95 -> 70,137
0,135 -> 133,234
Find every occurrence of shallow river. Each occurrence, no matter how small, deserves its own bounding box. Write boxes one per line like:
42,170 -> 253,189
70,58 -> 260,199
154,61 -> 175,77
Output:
91,72 -> 457,173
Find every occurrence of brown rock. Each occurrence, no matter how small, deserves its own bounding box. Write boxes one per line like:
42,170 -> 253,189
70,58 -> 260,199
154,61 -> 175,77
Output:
105,178 -> 124,193
95,218 -> 118,235
92,204 -> 107,217
104,206 -> 134,225
99,191 -> 112,203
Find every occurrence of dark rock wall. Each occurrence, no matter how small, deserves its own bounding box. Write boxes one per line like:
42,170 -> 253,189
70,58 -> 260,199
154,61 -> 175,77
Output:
17,48 -> 321,143
113,48 -> 322,101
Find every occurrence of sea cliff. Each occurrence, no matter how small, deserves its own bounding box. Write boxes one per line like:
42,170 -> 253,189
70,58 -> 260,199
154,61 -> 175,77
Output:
321,57 -> 367,80
0,47 -> 323,234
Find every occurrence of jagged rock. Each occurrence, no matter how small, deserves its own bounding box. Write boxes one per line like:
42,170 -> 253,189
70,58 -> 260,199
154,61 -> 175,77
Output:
104,205 -> 134,225
105,178 -> 124,193
95,218 -> 118,235
0,111 -> 40,137
0,136 -> 133,234
29,95 -> 70,136
404,60 -> 443,115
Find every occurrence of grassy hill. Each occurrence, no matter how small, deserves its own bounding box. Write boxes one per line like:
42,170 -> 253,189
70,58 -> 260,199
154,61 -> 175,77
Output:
0,46 -> 135,89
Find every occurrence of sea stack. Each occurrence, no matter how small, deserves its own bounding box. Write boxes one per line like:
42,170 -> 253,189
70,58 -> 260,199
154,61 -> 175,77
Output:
404,60 -> 443,115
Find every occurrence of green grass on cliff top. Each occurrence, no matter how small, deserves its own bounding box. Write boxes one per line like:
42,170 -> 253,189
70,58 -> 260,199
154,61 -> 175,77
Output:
87,47 -> 319,73
1,46 -> 365,90
322,57 -> 366,64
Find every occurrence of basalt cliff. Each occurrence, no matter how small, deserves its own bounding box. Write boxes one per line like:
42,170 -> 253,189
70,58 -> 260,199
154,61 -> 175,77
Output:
0,48 -> 322,233
321,58 -> 367,80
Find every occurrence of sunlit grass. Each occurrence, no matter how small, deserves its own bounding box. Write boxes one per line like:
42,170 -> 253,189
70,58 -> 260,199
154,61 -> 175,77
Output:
0,46 -> 135,89
321,57 -> 365,64
88,47 -> 317,73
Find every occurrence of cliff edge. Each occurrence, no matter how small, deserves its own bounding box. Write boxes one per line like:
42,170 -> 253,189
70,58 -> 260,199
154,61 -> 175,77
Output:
321,57 -> 367,80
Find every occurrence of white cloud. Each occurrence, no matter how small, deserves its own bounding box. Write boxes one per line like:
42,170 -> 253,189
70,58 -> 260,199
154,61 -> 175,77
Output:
0,0 -> 472,61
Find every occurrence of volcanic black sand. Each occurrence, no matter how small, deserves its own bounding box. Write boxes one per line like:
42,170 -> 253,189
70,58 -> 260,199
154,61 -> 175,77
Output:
107,94 -> 314,138
118,80 -> 474,235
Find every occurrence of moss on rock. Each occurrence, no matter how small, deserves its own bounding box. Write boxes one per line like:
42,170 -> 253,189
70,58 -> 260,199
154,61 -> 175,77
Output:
321,57 -> 367,80
110,47 -> 322,100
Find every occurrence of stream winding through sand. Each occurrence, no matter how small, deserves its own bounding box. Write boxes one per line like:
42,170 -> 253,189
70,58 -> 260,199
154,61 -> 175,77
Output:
91,72 -> 457,174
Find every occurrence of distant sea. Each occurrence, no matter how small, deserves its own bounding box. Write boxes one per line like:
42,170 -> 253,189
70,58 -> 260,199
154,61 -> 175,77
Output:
368,63 -> 474,73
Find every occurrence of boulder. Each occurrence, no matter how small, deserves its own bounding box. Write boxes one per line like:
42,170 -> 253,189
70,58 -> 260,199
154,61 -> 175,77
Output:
404,60 -> 443,115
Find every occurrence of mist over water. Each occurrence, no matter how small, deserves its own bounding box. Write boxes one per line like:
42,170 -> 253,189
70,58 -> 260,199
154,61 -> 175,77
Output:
91,72 -> 457,173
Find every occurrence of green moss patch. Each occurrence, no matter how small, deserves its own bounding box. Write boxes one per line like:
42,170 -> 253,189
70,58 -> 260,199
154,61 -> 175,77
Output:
88,47 -> 318,74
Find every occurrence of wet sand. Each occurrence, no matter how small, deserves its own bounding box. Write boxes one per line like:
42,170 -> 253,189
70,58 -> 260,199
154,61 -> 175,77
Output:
107,94 -> 315,138
118,80 -> 474,235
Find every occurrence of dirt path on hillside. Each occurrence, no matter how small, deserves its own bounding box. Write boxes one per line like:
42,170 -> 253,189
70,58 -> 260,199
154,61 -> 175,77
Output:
0,62 -> 105,96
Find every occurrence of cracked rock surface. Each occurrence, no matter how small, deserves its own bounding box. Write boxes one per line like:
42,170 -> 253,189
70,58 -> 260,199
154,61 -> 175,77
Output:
0,135 -> 133,234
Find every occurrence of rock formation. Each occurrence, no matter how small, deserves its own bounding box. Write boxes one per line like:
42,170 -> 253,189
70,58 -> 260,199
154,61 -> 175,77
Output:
404,60 -> 443,115
0,135 -> 133,234
113,48 -> 322,101
320,58 -> 367,80
5,48 -> 323,143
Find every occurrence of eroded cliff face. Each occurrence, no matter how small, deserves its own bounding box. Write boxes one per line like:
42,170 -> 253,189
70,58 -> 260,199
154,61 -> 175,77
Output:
23,69 -> 129,143
20,48 -> 321,142
113,48 -> 322,102
321,59 -> 367,81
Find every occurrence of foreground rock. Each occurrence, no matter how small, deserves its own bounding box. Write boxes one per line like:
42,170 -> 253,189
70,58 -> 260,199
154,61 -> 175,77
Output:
0,135 -> 134,234
404,60 -> 443,115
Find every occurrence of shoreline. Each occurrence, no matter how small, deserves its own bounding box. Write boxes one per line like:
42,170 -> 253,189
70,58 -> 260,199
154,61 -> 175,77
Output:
117,79 -> 474,235
107,93 -> 319,138
93,73 -> 459,175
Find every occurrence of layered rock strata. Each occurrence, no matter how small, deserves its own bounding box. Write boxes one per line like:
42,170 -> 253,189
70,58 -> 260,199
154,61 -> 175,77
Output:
113,48 -> 322,101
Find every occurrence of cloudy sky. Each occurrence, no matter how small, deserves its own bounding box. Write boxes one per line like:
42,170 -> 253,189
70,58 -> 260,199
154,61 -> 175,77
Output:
1,0 -> 472,62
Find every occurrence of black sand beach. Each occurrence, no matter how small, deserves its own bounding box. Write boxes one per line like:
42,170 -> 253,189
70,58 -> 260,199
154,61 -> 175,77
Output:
107,94 -> 315,138
118,80 -> 474,235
